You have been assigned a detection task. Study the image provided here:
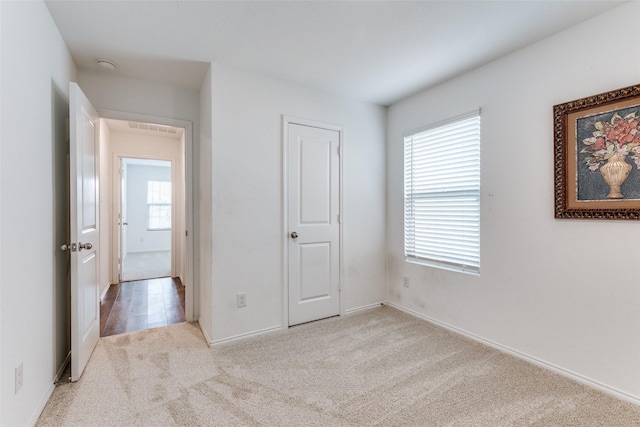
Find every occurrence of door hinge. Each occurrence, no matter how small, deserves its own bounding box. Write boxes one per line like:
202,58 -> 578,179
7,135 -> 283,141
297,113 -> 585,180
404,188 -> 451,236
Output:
186,230 -> 189,237
337,214 -> 341,224
337,145 -> 341,156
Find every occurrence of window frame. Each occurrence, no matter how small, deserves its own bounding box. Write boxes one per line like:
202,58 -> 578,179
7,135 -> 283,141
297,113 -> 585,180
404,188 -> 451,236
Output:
403,110 -> 481,275
147,180 -> 172,231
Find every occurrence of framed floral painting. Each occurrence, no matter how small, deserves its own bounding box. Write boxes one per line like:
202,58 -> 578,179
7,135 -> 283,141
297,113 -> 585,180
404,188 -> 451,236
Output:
554,83 -> 640,219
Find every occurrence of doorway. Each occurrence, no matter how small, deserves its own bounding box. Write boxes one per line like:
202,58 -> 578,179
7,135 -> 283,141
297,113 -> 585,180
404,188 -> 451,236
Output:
99,117 -> 191,336
60,83 -> 195,382
119,157 -> 173,282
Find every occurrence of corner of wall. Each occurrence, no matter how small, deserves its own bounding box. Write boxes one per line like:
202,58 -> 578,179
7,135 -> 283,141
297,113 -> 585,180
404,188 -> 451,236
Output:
197,64 -> 213,340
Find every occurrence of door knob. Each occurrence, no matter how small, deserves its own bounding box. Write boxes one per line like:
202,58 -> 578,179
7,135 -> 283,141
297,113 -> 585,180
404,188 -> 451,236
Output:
290,231 -> 298,239
78,242 -> 92,251
60,243 -> 71,251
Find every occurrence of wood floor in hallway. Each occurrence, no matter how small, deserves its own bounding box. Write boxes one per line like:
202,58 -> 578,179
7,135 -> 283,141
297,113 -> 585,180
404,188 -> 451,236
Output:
100,277 -> 185,337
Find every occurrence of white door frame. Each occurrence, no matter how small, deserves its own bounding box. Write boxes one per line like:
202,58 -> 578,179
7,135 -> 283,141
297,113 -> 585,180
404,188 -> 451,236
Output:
115,155 -> 179,281
100,109 -> 195,322
282,116 -> 344,328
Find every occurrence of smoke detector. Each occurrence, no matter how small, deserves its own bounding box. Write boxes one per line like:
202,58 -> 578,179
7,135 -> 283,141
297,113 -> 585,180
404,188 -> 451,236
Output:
97,59 -> 116,71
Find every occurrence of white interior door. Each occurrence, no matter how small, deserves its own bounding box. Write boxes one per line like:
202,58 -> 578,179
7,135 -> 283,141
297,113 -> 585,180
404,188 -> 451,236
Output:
287,122 -> 341,326
69,82 -> 100,381
118,158 -> 127,282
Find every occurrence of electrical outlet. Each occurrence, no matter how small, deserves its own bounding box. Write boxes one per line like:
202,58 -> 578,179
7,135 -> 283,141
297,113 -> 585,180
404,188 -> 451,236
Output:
237,292 -> 247,308
15,363 -> 23,394
402,276 -> 410,288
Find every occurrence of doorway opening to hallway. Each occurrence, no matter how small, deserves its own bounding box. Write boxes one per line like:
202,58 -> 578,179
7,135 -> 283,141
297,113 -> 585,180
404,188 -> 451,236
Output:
100,118 -> 189,337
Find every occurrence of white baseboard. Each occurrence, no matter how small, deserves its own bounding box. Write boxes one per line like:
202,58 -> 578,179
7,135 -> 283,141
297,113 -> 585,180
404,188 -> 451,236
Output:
386,302 -> 640,407
196,321 -> 214,347
100,283 -> 111,302
344,302 -> 385,315
28,383 -> 55,427
211,325 -> 284,346
53,351 -> 71,384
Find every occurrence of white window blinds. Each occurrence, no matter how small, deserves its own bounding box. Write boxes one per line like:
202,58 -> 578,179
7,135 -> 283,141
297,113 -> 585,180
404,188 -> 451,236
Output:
147,181 -> 172,230
404,111 -> 480,274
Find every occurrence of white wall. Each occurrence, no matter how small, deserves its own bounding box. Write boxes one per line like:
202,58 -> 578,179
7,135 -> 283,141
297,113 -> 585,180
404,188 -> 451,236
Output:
52,83 -> 71,387
198,66 -> 213,342
204,63 -> 387,343
0,1 -> 77,425
125,164 -> 172,253
98,119 -> 111,298
77,70 -> 200,128
386,2 -> 640,402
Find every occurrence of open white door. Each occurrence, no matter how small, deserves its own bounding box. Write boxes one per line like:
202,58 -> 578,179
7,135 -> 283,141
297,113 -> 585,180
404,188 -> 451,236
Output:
287,121 -> 341,326
118,157 -> 126,282
69,82 -> 100,381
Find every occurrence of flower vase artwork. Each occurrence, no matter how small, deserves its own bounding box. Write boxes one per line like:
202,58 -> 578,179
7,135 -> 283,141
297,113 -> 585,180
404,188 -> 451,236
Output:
581,110 -> 640,199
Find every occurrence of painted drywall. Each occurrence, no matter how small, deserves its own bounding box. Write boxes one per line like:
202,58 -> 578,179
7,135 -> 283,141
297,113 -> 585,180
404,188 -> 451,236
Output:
77,70 -> 200,127
198,65 -> 213,343
203,63 -> 387,343
125,164 -> 172,253
386,2 -> 640,402
98,119 -> 111,298
0,1 -> 77,425
77,70 -> 200,317
0,0 -> 3,417
52,85 -> 71,389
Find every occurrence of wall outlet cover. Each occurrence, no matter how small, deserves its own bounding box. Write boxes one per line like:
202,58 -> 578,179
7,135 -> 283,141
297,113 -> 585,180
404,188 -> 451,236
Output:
237,292 -> 247,308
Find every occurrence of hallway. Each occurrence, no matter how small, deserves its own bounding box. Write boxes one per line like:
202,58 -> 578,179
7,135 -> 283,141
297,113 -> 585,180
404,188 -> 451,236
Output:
100,277 -> 185,337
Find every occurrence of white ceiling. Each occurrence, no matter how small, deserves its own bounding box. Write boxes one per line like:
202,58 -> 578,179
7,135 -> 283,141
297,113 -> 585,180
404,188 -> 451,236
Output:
45,0 -> 624,106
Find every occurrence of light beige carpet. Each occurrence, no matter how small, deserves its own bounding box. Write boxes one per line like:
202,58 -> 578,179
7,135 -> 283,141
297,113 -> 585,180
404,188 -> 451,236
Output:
37,307 -> 640,426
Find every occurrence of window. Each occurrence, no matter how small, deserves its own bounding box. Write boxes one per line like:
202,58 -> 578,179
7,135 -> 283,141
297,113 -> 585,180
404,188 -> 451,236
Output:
404,111 -> 480,274
147,181 -> 171,230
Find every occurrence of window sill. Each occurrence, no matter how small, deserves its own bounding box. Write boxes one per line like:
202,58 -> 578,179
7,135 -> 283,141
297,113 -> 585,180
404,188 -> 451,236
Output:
404,257 -> 479,276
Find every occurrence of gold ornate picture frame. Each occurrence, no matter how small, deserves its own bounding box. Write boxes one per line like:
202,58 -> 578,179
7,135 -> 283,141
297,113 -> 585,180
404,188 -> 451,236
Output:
554,84 -> 640,219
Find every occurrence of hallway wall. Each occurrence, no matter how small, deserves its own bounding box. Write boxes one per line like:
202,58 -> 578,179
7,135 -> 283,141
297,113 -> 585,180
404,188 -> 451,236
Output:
0,2 -> 77,425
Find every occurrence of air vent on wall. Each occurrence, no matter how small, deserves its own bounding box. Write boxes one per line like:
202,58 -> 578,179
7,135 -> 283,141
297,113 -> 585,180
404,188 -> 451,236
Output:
128,121 -> 179,134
